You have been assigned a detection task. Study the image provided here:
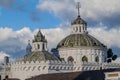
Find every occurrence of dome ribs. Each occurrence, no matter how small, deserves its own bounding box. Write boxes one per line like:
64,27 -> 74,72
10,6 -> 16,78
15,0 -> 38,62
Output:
57,34 -> 102,48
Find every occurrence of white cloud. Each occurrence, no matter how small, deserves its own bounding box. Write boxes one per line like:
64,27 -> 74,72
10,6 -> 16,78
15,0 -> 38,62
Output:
16,27 -> 34,45
88,25 -> 120,48
0,27 -> 33,44
0,27 -> 14,41
42,27 -> 70,49
37,0 -> 76,21
0,27 -> 34,58
37,0 -> 120,21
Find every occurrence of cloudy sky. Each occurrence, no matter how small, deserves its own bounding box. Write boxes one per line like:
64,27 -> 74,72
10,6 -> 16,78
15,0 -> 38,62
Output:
0,0 -> 120,62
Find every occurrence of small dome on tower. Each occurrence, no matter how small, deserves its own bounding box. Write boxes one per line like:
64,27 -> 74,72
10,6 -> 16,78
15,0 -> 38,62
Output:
71,16 -> 87,25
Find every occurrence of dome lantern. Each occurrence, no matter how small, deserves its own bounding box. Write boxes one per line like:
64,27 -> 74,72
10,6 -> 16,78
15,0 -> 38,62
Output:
71,2 -> 88,34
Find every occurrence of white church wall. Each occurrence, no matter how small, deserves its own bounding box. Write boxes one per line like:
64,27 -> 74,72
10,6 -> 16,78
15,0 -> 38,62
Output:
9,61 -> 49,80
1,60 -> 120,80
7,60 -> 102,80
58,47 -> 106,63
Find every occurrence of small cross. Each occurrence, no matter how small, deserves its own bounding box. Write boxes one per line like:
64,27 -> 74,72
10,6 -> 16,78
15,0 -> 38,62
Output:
76,2 -> 81,16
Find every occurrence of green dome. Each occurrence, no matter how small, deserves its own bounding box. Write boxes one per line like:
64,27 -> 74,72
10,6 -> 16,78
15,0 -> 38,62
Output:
57,34 -> 103,48
23,51 -> 59,62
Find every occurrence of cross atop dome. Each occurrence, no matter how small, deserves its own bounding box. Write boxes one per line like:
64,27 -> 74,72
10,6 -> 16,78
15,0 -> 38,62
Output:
71,2 -> 88,34
76,2 -> 81,17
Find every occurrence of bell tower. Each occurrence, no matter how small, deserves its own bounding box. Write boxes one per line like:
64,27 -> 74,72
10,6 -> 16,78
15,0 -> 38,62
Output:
32,30 -> 48,52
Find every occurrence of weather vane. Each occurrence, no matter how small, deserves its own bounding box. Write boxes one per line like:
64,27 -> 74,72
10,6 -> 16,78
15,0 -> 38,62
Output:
76,2 -> 81,16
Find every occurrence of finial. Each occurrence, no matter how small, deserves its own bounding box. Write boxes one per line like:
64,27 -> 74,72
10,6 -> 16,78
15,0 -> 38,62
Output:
76,2 -> 81,17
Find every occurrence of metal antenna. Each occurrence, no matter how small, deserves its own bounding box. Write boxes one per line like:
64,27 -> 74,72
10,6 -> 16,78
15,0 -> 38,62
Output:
76,2 -> 81,17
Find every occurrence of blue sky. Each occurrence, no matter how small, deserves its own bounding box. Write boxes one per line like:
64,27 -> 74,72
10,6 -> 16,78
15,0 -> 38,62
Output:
0,0 -> 120,61
0,0 -> 120,30
0,0 -> 61,30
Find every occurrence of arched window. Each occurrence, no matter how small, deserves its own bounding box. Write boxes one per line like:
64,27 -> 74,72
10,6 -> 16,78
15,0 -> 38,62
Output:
67,56 -> 74,62
79,26 -> 81,32
43,66 -> 46,70
42,43 -> 45,50
82,56 -> 88,62
5,75 -> 8,79
32,66 -> 36,71
83,26 -> 85,30
76,27 -> 78,32
38,44 -> 40,49
73,27 -> 75,31
52,66 -> 55,69
95,56 -> 99,63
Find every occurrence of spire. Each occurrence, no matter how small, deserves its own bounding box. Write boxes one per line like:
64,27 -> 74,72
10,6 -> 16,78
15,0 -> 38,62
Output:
76,2 -> 81,17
